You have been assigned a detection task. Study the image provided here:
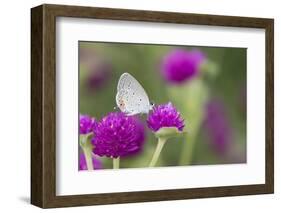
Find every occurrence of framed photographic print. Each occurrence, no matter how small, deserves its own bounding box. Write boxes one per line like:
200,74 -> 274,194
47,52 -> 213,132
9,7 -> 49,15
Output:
31,4 -> 274,208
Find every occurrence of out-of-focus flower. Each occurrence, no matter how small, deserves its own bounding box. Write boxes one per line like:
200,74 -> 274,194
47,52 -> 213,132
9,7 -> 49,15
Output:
79,114 -> 96,134
161,49 -> 206,84
92,112 -> 145,158
147,102 -> 185,132
87,63 -> 112,91
79,47 -> 96,66
79,153 -> 102,170
79,47 -> 112,91
204,99 -> 233,154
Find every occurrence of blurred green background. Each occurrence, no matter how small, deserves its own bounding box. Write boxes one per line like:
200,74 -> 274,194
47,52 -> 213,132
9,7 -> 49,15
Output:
79,41 -> 247,169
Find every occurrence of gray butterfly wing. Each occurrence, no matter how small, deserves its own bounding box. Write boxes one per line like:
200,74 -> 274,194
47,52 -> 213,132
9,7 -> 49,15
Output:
116,73 -> 151,115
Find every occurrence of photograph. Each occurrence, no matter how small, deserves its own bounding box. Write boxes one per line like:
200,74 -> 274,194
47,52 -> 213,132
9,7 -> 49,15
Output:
78,42 -> 247,170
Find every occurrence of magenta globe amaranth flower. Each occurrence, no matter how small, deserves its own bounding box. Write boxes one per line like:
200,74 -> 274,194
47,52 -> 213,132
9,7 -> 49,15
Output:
161,49 -> 206,84
147,102 -> 185,167
92,112 -> 145,158
79,114 -> 96,134
79,153 -> 102,170
147,102 -> 185,132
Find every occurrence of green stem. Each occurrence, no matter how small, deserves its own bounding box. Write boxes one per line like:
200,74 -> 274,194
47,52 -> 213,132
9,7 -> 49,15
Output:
179,121 -> 200,165
149,137 -> 167,167
82,145 -> 94,170
113,157 -> 120,169
80,134 -> 94,170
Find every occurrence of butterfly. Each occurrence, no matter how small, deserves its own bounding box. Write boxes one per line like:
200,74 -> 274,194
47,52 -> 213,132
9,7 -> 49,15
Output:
116,72 -> 154,116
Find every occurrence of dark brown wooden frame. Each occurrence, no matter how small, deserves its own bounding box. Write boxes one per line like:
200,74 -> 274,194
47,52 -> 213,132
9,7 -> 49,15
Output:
31,4 -> 274,208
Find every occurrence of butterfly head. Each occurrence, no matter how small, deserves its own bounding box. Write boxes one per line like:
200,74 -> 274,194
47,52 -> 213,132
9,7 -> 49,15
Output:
149,101 -> 155,110
118,99 -> 126,111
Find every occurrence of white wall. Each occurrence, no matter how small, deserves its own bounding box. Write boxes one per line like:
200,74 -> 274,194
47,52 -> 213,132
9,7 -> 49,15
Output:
0,0 -> 279,212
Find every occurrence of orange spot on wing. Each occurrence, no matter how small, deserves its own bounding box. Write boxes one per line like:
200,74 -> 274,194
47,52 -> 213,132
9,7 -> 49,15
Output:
119,99 -> 126,111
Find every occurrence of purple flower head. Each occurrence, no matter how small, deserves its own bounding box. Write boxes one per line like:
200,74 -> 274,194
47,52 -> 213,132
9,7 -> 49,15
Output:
161,49 -> 206,84
79,153 -> 102,170
79,114 -> 96,134
79,47 -> 112,91
147,102 -> 185,132
92,112 -> 145,158
87,63 -> 112,91
204,99 -> 233,154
